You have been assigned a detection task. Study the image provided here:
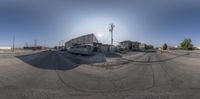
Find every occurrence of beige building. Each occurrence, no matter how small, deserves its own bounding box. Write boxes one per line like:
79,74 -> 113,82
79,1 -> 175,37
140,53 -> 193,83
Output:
65,34 -> 98,48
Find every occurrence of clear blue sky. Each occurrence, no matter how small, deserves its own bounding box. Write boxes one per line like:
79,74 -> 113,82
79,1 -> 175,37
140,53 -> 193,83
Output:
0,0 -> 200,47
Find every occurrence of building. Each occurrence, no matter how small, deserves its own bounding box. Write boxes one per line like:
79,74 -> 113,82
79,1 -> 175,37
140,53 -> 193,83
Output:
65,34 -> 98,48
132,42 -> 141,50
146,44 -> 154,49
139,43 -> 147,50
174,45 -> 180,49
195,46 -> 200,50
100,44 -> 110,53
139,43 -> 154,50
119,40 -> 140,50
120,40 -> 132,50
0,46 -> 12,50
24,46 -> 47,50
167,46 -> 179,50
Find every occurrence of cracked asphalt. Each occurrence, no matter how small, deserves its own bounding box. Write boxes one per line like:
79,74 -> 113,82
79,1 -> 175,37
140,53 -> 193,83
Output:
0,51 -> 200,99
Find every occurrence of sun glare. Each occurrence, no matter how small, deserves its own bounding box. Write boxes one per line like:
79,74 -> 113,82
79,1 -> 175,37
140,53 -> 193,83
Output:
97,33 -> 102,37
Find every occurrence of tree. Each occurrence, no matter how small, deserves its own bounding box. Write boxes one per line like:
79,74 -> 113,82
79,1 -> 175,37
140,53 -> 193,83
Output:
181,38 -> 193,50
163,43 -> 168,50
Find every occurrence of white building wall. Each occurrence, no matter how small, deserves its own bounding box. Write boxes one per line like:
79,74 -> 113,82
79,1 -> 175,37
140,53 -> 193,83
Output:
0,47 -> 12,50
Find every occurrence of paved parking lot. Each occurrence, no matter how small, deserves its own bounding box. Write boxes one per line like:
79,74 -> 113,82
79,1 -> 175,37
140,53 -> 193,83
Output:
0,50 -> 200,99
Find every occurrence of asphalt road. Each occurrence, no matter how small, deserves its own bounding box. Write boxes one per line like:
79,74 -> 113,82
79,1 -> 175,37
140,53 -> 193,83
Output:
0,51 -> 200,99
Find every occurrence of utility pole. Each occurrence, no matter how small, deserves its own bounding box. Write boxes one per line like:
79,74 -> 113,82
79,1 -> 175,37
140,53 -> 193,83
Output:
109,23 -> 115,52
61,40 -> 64,49
34,40 -> 37,47
12,35 -> 15,52
33,40 -> 37,51
58,41 -> 61,50
25,42 -> 28,47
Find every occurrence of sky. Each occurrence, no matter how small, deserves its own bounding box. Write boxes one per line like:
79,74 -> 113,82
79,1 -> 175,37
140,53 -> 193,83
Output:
0,0 -> 200,47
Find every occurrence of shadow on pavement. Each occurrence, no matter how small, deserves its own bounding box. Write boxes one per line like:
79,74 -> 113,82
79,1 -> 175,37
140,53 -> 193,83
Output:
16,51 -> 79,70
62,52 -> 107,64
105,53 -> 122,58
